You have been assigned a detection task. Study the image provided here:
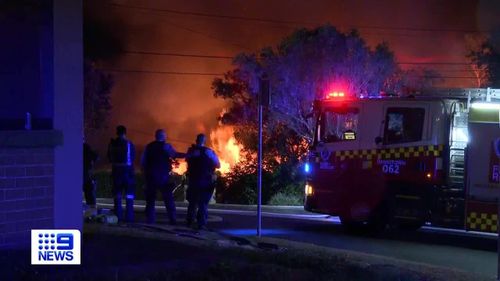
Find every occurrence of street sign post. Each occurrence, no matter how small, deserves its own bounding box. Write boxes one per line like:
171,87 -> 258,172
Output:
257,74 -> 269,237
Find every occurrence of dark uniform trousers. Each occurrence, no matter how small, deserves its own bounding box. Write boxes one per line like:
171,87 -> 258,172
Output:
112,165 -> 135,222
186,177 -> 214,228
83,171 -> 96,206
145,175 -> 176,224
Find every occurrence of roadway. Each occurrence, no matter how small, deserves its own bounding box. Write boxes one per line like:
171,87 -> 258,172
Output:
96,200 -> 497,278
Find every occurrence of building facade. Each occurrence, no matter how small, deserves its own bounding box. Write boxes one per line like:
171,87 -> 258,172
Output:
0,0 -> 83,248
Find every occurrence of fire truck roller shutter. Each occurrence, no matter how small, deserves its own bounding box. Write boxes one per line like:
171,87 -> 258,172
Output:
465,103 -> 500,232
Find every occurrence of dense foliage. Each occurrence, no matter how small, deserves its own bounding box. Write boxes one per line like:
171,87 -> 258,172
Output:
212,25 -> 414,203
213,25 -> 399,142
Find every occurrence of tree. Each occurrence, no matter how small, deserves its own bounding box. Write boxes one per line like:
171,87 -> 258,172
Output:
213,25 -> 446,203
212,25 -> 400,203
83,13 -> 124,135
466,34 -> 500,87
84,61 -> 113,135
213,25 -> 398,144
385,68 -> 442,95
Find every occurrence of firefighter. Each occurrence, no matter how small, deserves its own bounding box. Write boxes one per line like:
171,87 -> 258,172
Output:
107,125 -> 136,222
185,133 -> 220,230
83,138 -> 98,210
141,129 -> 185,225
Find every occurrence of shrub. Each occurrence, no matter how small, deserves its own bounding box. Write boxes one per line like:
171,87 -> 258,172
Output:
215,168 -> 265,205
268,183 -> 304,206
268,192 -> 302,206
217,161 -> 306,205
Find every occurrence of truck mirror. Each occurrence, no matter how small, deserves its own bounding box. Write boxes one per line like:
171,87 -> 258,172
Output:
375,136 -> 383,145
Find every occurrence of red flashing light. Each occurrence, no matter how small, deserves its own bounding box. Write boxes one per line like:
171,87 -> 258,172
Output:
326,91 -> 345,99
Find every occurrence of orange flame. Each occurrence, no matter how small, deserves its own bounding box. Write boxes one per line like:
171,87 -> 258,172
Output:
172,160 -> 187,175
171,125 -> 243,175
210,126 -> 243,174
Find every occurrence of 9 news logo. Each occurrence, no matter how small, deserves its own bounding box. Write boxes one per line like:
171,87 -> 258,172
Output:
31,230 -> 81,265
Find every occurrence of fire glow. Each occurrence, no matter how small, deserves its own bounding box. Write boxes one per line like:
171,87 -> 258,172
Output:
210,126 -> 243,174
171,126 -> 243,175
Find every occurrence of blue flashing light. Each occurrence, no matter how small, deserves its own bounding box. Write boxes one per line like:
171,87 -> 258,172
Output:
304,163 -> 311,173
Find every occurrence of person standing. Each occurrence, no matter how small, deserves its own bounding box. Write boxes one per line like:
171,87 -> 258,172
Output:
107,125 -> 136,222
141,129 -> 185,225
83,139 -> 98,210
185,134 -> 220,230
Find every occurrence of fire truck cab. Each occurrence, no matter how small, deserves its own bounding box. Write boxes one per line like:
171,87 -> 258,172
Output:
304,88 -> 500,232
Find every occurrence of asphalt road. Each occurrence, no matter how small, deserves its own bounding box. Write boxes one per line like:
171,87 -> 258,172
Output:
215,213 -> 497,278
97,201 -> 498,278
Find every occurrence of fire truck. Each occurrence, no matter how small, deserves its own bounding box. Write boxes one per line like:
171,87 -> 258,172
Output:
304,88 -> 500,232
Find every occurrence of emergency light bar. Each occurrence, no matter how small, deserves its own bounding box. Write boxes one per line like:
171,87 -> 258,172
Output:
326,91 -> 345,99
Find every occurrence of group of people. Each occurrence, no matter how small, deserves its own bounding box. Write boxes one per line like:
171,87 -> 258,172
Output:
83,125 -> 220,230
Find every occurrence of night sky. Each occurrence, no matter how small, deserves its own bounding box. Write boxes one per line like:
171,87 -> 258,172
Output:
85,0 -> 500,155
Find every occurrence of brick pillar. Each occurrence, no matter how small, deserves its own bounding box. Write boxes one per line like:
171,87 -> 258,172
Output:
0,142 -> 60,248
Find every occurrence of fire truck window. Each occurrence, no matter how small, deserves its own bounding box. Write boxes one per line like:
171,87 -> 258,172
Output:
321,108 -> 359,142
384,108 -> 425,144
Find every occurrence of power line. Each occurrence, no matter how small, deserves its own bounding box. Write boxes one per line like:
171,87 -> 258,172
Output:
419,76 -> 477,79
102,68 -> 224,76
107,3 -> 253,51
109,2 -> 314,26
399,62 -> 470,66
108,2 -> 483,34
102,67 -> 479,80
161,18 -> 252,50
123,50 -> 233,59
122,49 -> 479,68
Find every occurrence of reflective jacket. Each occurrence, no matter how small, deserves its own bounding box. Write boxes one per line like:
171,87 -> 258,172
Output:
107,137 -> 135,167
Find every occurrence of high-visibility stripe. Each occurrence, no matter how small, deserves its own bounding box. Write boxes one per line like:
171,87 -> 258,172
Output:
126,141 -> 132,166
126,194 -> 134,199
330,144 -> 444,161
467,212 -> 498,232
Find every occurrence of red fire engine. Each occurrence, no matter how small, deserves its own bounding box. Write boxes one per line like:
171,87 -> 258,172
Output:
304,88 -> 500,232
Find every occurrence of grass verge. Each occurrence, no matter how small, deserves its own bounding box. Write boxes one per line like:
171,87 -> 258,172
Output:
3,223 -> 493,281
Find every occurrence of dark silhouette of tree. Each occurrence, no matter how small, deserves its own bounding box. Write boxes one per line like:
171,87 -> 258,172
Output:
385,68 -> 442,95
467,34 -> 500,87
465,34 -> 489,87
83,11 -> 124,135
84,61 -> 113,135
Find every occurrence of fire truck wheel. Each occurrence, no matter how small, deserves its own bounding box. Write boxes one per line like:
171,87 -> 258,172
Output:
341,202 -> 390,234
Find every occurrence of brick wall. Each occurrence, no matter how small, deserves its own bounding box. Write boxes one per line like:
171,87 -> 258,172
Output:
0,148 -> 55,248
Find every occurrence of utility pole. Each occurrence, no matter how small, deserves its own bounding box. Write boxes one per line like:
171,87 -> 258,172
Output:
257,74 -> 270,237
